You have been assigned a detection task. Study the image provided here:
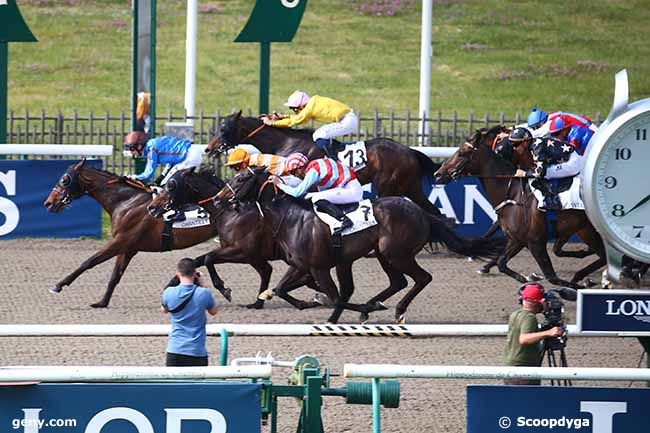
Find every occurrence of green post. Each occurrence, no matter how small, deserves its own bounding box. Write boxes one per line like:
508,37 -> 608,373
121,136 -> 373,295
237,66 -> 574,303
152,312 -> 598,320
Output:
0,42 -> 7,146
150,0 -> 156,137
131,0 -> 138,132
0,0 -> 38,147
219,328 -> 228,366
372,378 -> 381,433
305,375 -> 323,433
259,42 -> 270,115
639,337 -> 650,386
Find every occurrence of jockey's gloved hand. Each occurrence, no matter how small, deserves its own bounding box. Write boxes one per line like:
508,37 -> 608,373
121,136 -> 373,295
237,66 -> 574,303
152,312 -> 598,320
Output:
125,174 -> 138,181
154,174 -> 166,185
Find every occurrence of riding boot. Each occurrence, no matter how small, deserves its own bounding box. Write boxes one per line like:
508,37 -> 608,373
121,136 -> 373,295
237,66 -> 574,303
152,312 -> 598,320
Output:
163,206 -> 186,223
315,138 -> 339,160
533,179 -> 562,211
315,199 -> 353,242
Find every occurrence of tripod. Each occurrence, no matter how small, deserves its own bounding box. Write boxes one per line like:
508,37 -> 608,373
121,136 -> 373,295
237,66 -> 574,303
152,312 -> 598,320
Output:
542,338 -> 571,386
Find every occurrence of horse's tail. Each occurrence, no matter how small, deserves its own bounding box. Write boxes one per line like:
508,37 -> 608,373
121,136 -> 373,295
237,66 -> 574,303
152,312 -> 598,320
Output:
427,214 -> 506,260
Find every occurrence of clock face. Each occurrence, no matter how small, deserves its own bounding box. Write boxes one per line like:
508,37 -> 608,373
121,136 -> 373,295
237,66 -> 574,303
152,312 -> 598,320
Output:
595,109 -> 650,259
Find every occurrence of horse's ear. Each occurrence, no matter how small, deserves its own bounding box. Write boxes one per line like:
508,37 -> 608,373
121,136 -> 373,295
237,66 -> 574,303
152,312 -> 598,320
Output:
74,158 -> 86,170
236,110 -> 242,119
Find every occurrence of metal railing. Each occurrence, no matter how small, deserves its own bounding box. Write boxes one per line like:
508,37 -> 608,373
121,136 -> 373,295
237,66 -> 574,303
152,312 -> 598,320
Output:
4,109 -> 603,174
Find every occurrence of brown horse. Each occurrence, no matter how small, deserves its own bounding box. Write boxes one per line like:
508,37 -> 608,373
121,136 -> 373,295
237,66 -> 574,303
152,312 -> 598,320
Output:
216,168 -> 506,323
205,111 -> 447,222
435,126 -> 606,289
147,168 -> 326,310
43,160 -> 230,307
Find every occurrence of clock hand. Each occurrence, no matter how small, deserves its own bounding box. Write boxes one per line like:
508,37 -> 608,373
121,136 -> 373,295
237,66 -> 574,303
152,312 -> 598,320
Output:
626,193 -> 650,216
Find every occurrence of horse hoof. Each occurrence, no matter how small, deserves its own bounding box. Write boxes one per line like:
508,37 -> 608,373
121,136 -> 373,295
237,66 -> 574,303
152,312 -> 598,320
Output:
359,312 -> 369,323
90,302 -> 108,308
221,287 -> 233,302
527,273 -> 544,282
245,300 -> 265,310
313,293 -> 333,307
50,286 -> 62,294
396,314 -> 406,324
477,268 -> 490,275
583,278 -> 597,288
258,289 -> 274,301
369,301 -> 388,312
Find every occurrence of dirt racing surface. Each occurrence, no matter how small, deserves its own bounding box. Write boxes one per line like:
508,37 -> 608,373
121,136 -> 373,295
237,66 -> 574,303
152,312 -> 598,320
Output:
0,239 -> 646,433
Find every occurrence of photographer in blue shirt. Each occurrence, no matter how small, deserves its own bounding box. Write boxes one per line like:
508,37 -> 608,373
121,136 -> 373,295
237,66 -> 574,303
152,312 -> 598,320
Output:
161,258 -> 218,367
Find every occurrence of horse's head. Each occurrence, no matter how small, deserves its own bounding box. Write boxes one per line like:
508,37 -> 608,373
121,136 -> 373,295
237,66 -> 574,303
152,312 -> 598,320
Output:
147,169 -> 193,218
214,167 -> 270,204
435,125 -> 509,183
44,159 -> 87,212
206,110 -> 245,157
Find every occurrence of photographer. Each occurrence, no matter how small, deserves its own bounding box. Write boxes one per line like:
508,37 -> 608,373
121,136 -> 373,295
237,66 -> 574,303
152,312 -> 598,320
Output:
161,258 -> 218,367
503,283 -> 564,385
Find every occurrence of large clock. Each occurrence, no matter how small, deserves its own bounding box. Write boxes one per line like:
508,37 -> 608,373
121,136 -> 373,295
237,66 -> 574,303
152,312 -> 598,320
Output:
581,69 -> 650,283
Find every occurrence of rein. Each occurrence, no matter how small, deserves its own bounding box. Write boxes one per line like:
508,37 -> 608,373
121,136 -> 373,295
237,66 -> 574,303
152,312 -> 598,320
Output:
243,123 -> 266,141
108,178 -> 152,193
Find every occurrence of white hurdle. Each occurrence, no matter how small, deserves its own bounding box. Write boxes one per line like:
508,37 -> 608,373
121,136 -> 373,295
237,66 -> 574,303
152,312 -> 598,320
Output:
0,365 -> 271,383
0,144 -> 113,156
0,323 -> 614,337
343,364 -> 650,382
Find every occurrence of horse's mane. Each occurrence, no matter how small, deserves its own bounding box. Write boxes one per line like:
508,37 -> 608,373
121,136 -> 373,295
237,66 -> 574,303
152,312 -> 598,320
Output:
238,115 -> 315,136
197,168 -> 226,189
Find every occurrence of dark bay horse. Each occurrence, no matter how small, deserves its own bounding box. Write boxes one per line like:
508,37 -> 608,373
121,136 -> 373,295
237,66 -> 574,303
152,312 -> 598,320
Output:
205,111 -> 446,221
216,168 -> 506,323
435,126 -> 606,289
147,168 -> 325,310
43,160 -> 229,307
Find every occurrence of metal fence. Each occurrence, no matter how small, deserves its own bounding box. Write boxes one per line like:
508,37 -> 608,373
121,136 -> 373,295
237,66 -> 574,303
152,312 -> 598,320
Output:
4,109 -> 603,173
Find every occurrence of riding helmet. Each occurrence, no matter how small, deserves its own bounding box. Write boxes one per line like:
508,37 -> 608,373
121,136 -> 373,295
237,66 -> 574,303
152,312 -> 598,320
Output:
527,107 -> 548,130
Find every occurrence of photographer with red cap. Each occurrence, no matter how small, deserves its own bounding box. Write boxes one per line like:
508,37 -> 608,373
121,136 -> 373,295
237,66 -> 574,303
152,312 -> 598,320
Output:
503,283 -> 564,385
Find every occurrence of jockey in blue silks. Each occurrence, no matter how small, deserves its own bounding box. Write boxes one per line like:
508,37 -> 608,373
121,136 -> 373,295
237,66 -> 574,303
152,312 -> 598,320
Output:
123,133 -> 204,186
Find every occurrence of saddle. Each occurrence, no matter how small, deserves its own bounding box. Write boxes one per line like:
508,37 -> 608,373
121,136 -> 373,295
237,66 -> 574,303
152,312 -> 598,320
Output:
528,176 -> 584,211
333,202 -> 360,214
313,199 -> 377,236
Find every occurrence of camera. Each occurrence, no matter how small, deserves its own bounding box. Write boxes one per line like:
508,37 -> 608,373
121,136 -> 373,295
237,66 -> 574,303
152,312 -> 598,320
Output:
540,289 -> 567,350
193,271 -> 202,285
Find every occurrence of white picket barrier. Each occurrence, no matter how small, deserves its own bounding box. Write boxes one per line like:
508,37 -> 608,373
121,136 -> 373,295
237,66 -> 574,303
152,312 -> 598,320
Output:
0,144 -> 113,156
0,365 -> 271,382
410,146 -> 457,158
0,323 -> 613,337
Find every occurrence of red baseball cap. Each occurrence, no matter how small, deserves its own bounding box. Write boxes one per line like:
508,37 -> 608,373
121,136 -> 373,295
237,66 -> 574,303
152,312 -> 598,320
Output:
521,284 -> 544,303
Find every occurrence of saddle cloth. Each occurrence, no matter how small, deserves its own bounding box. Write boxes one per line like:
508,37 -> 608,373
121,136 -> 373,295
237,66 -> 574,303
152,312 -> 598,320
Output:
336,141 -> 367,170
529,177 -> 584,211
165,204 -> 211,228
314,199 -> 377,236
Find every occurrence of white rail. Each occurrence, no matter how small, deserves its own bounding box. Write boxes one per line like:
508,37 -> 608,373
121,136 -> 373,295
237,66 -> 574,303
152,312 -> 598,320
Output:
410,146 -> 457,158
0,323 -> 613,337
343,364 -> 650,382
0,365 -> 271,383
0,144 -> 114,156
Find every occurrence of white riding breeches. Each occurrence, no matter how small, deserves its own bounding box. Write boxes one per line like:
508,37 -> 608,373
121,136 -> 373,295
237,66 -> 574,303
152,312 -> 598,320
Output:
312,111 -> 359,141
160,145 -> 204,185
306,178 -> 363,205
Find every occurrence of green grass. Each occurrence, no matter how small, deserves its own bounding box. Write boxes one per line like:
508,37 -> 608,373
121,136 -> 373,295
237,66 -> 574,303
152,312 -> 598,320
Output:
9,0 -> 650,118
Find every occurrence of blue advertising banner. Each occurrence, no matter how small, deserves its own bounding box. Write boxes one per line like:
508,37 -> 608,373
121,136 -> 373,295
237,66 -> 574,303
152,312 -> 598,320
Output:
577,289 -> 650,335
0,382 -> 261,433
0,159 -> 102,239
468,385 -> 650,433
424,176 -> 497,237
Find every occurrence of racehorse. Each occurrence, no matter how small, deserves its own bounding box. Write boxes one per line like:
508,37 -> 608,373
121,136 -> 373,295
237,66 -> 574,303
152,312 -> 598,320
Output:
205,111 -> 446,222
435,126 -> 606,289
43,160 -> 230,307
147,168 -> 327,310
216,168 -> 506,323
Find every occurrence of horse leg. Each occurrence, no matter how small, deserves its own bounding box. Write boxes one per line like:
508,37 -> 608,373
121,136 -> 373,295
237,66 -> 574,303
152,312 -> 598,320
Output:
496,239 -> 528,283
245,261 -> 272,310
91,251 -> 137,308
527,240 -> 583,289
327,263 -> 355,324
476,222 -> 503,274
274,267 -> 322,310
359,253 -> 407,323
52,240 -> 124,294
390,256 -> 433,324
570,228 -> 606,285
307,268 -> 370,324
552,234 -> 594,259
202,250 -> 234,302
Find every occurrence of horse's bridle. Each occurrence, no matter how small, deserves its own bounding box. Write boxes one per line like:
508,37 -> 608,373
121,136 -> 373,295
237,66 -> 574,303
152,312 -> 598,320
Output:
448,141 -> 477,179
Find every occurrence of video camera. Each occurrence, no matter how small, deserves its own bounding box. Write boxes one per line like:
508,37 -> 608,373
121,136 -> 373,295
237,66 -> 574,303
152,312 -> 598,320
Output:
540,289 -> 567,351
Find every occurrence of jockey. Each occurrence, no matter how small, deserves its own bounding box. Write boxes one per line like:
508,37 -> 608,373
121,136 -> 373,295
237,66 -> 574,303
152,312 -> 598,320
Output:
514,117 -> 591,210
224,147 -> 288,177
494,126 -> 533,162
124,133 -> 204,186
271,153 -> 363,246
261,90 -> 359,160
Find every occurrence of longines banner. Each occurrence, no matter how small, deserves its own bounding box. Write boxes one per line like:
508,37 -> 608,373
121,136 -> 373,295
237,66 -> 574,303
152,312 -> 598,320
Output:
577,289 -> 650,335
0,382 -> 261,433
0,159 -> 102,239
468,385 -> 650,433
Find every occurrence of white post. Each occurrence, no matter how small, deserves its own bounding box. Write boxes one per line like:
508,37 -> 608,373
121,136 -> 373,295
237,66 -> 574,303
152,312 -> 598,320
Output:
184,0 -> 198,125
418,0 -> 433,145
